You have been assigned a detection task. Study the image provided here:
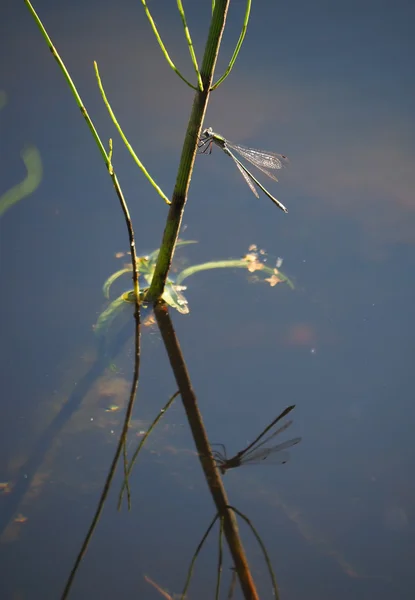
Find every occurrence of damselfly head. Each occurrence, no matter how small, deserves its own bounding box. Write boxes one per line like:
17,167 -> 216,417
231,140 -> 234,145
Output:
201,127 -> 213,138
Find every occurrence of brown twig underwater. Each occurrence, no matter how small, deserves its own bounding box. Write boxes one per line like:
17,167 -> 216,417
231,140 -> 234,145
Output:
154,302 -> 260,600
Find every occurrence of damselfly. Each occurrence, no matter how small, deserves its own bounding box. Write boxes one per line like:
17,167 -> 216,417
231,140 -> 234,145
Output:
198,127 -> 289,214
212,405 -> 301,474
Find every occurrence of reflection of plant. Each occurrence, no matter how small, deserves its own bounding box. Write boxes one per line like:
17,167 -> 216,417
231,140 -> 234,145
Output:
94,241 -> 294,338
0,91 -> 43,218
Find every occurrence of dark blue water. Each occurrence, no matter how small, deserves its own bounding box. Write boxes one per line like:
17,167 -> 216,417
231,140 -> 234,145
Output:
1,1 -> 414,598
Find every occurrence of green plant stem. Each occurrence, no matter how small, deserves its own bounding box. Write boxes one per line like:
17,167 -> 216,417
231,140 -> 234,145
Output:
146,0 -> 231,303
154,302 -> 259,600
24,0 -> 107,164
141,0 -> 197,90
176,0 -> 203,91
94,62 -> 170,205
24,1 -> 142,314
211,0 -> 252,90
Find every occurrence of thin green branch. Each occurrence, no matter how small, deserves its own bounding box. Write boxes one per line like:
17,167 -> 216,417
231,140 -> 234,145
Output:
24,0 -> 141,337
24,0 -> 108,165
176,0 -> 204,91
94,62 -> 170,206
146,0 -> 232,302
141,0 -> 198,90
211,0 -> 252,90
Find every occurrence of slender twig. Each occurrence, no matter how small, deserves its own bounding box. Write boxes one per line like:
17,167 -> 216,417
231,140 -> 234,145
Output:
211,0 -> 252,90
23,1 -> 142,320
61,144 -> 142,599
122,441 -> 131,510
215,517 -> 224,600
25,3 -> 144,595
181,514 -> 219,599
94,62 -> 170,205
146,0 -> 232,302
227,505 -> 280,600
155,302 -> 259,600
24,0 -> 107,164
117,390 -> 180,510
140,0 -> 197,90
176,0 -> 203,91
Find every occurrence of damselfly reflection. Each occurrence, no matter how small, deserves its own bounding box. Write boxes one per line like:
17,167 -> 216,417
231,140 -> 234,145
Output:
213,405 -> 301,474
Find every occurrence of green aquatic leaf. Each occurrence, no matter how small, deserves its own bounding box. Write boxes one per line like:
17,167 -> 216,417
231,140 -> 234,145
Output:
96,241 -> 293,340
175,258 -> 294,289
161,281 -> 189,314
103,267 -> 131,299
94,295 -> 130,337
0,145 -> 43,218
103,241 -> 197,300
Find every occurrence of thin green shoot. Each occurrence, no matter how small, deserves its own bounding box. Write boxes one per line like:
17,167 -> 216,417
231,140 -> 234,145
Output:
176,0 -> 204,91
94,62 -> 170,205
199,127 -> 288,213
24,0 -> 108,166
141,0 -> 198,90
211,0 -> 252,90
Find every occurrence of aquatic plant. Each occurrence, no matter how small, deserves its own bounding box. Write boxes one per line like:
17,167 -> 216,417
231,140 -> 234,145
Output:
94,241 -> 294,339
0,91 -> 43,219
23,2 -> 296,599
